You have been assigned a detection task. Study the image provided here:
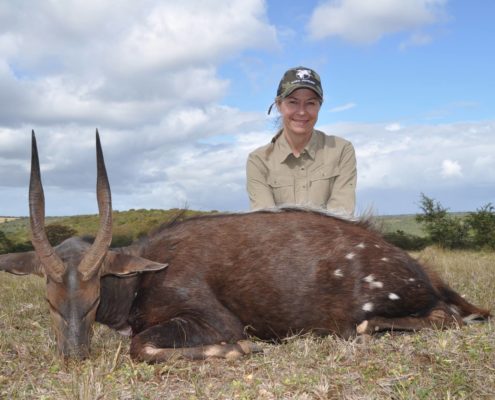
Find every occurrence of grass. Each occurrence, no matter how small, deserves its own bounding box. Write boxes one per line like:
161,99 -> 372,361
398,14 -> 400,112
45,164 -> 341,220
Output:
0,209 -> 210,248
0,248 -> 494,399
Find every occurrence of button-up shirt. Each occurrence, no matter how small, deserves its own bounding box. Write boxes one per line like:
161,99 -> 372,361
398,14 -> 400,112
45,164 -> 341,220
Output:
246,130 -> 357,216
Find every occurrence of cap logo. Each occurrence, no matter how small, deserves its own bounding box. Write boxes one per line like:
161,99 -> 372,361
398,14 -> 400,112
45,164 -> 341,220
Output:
296,69 -> 312,80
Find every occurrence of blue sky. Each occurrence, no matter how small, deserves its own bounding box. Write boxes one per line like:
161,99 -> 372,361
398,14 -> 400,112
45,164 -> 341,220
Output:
0,0 -> 493,217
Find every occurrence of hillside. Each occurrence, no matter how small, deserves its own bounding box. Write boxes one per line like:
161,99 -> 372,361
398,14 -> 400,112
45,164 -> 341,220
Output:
1,209 -> 427,251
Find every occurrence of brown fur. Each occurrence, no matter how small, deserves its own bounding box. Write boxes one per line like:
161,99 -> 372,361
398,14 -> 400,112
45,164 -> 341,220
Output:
94,208 -> 490,362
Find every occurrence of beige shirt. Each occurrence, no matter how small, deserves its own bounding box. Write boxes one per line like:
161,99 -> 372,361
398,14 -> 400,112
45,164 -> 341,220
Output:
246,130 -> 357,216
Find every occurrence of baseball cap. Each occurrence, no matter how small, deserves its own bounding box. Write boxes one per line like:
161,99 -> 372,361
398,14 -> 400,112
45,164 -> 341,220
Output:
268,66 -> 323,114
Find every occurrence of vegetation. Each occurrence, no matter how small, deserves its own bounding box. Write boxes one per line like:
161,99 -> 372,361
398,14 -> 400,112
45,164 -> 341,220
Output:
1,203 -> 494,397
0,209 -> 210,254
415,194 -> 495,250
2,198 -> 494,252
1,248 -> 493,399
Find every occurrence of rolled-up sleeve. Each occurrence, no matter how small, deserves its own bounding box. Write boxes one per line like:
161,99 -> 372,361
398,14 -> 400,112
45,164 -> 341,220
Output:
326,142 -> 357,216
246,153 -> 276,210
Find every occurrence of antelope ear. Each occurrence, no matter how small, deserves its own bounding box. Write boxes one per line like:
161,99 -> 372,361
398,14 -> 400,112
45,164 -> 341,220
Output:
101,251 -> 168,277
0,251 -> 44,277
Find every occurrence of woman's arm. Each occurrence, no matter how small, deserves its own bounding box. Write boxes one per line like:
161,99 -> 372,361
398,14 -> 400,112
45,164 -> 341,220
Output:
246,153 -> 276,210
326,142 -> 357,216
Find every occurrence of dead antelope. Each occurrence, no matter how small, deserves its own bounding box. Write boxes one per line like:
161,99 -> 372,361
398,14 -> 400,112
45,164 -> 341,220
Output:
0,132 -> 490,362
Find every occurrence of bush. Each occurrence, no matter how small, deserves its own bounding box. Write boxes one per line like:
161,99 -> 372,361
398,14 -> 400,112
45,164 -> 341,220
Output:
415,194 -> 469,249
45,224 -> 77,246
0,230 -> 14,254
466,203 -> 495,249
111,234 -> 134,247
383,230 -> 430,251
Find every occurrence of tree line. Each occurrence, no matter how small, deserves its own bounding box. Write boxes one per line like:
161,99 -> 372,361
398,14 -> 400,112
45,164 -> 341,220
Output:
1,196 -> 494,253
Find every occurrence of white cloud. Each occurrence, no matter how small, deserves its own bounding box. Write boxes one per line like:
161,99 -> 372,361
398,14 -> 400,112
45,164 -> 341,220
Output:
320,121 -> 495,194
0,0 -> 277,127
385,123 -> 402,132
3,120 -> 494,216
308,0 -> 447,44
441,159 -> 462,178
330,102 -> 356,112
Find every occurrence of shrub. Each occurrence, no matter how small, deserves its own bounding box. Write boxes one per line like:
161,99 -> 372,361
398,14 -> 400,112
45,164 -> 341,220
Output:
383,230 -> 430,251
415,194 -> 469,249
466,203 -> 495,249
45,224 -> 77,246
0,230 -> 14,254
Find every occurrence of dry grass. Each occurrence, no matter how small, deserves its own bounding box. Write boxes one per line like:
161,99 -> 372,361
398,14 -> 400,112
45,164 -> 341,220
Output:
1,248 -> 494,399
0,217 -> 19,224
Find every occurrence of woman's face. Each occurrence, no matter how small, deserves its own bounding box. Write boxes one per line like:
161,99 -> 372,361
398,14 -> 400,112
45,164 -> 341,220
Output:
278,88 -> 321,139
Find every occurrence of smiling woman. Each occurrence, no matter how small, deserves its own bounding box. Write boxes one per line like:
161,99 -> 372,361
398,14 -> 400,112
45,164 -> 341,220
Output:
246,66 -> 357,216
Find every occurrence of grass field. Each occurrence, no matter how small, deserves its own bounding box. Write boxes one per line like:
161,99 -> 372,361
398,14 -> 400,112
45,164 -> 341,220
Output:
0,248 -> 493,399
0,217 -> 19,224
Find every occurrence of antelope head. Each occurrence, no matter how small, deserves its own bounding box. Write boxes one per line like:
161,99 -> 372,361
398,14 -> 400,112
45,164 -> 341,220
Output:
29,130 -> 113,358
0,131 -> 167,359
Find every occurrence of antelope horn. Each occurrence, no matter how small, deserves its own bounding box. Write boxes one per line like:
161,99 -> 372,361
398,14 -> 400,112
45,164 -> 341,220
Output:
29,130 -> 65,282
78,129 -> 113,280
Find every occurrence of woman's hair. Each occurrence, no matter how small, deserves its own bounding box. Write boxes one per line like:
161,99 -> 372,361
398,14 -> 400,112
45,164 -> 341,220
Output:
264,97 -> 283,159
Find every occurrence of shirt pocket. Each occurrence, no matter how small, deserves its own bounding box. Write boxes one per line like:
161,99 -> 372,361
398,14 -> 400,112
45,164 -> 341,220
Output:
268,175 -> 294,205
309,164 -> 340,206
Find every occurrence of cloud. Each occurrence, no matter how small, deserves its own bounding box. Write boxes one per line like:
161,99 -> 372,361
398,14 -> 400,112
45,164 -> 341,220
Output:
308,0 -> 448,44
385,123 -> 402,132
441,159 -> 462,178
2,120 -> 494,216
319,121 -> 495,196
330,102 -> 356,113
0,0 -> 277,128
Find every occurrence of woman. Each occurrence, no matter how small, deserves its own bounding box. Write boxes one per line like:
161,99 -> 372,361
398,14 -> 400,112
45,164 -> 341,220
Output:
246,66 -> 357,216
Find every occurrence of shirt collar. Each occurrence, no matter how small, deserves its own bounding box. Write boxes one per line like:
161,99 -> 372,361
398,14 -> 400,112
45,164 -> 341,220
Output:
275,130 -> 318,163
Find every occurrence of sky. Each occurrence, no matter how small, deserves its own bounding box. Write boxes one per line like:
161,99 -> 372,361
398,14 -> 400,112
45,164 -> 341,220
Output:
0,0 -> 494,217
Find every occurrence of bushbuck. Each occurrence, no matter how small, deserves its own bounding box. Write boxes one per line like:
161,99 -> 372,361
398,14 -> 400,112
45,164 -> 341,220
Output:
0,132 -> 490,362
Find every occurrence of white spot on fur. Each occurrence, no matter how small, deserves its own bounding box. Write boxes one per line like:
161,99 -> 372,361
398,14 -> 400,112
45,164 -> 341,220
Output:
356,242 -> 366,249
143,345 -> 161,356
356,320 -> 368,334
408,278 -> 416,282
345,252 -> 356,260
371,281 -> 383,289
388,293 -> 400,300
381,257 -> 389,262
374,244 -> 381,248
362,302 -> 374,312
363,274 -> 383,289
334,269 -> 344,278
204,345 -> 225,358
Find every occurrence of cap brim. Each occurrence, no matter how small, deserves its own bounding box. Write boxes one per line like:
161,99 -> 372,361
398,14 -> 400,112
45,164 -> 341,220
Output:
282,84 -> 323,99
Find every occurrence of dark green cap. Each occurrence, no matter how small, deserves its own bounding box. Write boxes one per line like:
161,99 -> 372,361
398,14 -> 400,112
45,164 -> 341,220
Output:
268,66 -> 323,114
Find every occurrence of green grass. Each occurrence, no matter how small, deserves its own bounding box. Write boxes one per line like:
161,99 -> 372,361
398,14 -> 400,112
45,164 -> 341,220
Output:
0,209 -> 211,248
1,248 -> 494,399
375,214 -> 425,237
